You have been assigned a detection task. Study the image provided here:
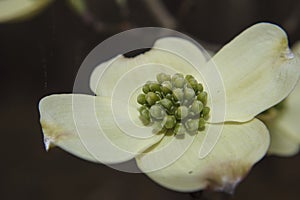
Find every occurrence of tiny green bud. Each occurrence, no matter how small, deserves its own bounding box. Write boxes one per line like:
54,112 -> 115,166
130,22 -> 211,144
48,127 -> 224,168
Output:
188,78 -> 198,91
156,73 -> 171,83
203,114 -> 210,120
138,105 -> 148,112
161,81 -> 172,95
165,93 -> 173,101
202,106 -> 210,116
140,107 -> 150,117
184,87 -> 195,101
139,117 -> 150,126
142,84 -> 150,94
162,115 -> 176,129
171,73 -> 184,82
150,105 -> 165,119
146,92 -> 160,105
174,123 -> 186,135
196,83 -> 204,93
173,88 -> 184,101
155,92 -> 163,99
169,106 -> 177,115
137,94 -> 146,105
198,118 -> 206,131
173,77 -> 185,88
175,106 -> 189,120
139,108 -> 151,125
160,98 -> 173,110
149,82 -> 161,92
185,75 -> 194,81
185,119 -> 199,132
197,91 -> 208,105
190,100 -> 203,115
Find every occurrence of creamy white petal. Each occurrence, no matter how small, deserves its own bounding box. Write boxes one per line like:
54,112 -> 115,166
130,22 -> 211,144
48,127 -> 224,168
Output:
267,121 -> 299,156
136,119 -> 269,192
210,22 -> 300,122
275,82 -> 300,142
90,37 -> 210,97
263,42 -> 300,156
0,0 -> 53,22
153,37 -> 210,65
39,94 -> 163,164
267,80 -> 300,156
279,41 -> 300,141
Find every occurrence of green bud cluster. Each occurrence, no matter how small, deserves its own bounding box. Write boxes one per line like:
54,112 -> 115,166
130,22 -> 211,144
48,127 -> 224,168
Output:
137,73 -> 210,135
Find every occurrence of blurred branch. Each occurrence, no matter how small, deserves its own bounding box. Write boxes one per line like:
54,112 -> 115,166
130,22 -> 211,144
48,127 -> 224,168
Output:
143,0 -> 177,29
66,0 -> 87,15
67,0 -> 133,33
115,0 -> 130,19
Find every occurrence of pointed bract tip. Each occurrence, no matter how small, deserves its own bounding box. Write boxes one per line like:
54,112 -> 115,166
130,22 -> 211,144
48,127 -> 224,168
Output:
43,136 -> 54,151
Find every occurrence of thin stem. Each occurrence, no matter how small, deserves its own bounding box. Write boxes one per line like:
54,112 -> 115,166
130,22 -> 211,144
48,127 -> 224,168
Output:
115,0 -> 130,19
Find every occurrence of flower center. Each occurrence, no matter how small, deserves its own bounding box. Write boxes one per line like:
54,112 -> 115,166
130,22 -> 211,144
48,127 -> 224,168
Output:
137,73 -> 210,135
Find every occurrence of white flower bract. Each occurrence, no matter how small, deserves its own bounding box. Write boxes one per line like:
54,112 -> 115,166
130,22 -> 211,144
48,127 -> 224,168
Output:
39,23 -> 300,192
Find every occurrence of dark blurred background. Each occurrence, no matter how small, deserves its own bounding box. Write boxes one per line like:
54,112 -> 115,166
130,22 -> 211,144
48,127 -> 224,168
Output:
1,0 -> 300,199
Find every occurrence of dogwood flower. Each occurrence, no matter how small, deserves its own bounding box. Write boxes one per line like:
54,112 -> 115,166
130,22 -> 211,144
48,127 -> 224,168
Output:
39,23 -> 299,193
259,42 -> 300,156
0,0 -> 53,23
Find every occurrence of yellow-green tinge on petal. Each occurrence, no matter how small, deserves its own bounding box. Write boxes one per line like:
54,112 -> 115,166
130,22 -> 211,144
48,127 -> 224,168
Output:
39,94 -> 163,164
136,118 -> 269,193
210,22 -> 300,123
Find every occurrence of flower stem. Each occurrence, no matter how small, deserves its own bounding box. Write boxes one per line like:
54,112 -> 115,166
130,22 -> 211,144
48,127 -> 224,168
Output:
143,0 -> 177,29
